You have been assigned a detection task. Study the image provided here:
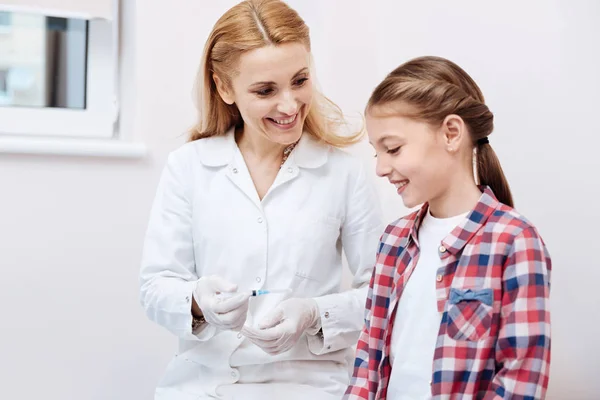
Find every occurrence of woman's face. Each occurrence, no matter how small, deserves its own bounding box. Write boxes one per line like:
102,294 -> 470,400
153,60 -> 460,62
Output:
215,42 -> 313,145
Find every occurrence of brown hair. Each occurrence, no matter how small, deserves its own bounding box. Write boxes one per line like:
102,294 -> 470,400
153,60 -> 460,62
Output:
367,56 -> 514,207
189,0 -> 360,147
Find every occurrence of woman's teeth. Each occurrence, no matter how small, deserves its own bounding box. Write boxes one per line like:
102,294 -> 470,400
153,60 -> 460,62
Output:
395,181 -> 408,189
273,114 -> 297,125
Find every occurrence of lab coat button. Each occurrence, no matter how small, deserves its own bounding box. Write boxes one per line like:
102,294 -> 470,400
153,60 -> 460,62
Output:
237,333 -> 243,339
257,217 -> 263,223
256,277 -> 262,283
324,312 -> 330,318
287,167 -> 293,173
232,168 -> 238,174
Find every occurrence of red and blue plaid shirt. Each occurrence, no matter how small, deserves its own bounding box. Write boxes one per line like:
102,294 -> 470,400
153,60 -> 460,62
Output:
345,187 -> 551,400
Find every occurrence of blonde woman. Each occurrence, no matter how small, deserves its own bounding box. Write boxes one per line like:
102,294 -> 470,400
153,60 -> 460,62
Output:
139,1 -> 382,399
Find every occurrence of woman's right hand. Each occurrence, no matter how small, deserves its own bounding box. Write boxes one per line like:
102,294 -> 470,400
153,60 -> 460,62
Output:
192,276 -> 251,331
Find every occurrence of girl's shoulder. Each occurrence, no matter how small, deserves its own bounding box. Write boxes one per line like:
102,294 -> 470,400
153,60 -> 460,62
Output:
486,202 -> 545,243
377,210 -> 420,253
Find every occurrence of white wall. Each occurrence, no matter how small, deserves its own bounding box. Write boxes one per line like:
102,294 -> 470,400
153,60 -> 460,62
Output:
0,1 -> 598,399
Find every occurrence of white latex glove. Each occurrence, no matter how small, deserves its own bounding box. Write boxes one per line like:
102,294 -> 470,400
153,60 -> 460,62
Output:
241,298 -> 320,355
193,275 -> 251,331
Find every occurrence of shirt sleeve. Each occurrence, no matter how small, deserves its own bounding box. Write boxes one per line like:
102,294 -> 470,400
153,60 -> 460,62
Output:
139,151 -> 216,342
343,265 -> 379,399
307,161 -> 383,355
486,226 -> 552,399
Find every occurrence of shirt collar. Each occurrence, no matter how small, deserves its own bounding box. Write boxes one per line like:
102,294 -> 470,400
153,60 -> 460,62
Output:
409,186 -> 501,256
195,128 -> 237,167
289,132 -> 329,169
195,127 -> 328,169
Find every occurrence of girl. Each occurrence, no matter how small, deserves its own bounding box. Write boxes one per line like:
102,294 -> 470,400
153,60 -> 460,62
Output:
345,56 -> 551,399
139,1 -> 382,399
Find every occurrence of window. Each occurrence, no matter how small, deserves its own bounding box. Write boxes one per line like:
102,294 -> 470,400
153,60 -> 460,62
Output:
0,1 -> 121,140
0,10 -> 12,29
0,13 -> 87,109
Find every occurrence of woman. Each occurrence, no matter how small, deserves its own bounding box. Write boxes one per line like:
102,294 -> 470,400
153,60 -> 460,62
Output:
345,56 -> 551,399
139,1 -> 382,399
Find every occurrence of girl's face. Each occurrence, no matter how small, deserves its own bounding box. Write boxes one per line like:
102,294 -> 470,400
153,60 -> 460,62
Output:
367,103 -> 467,210
214,42 -> 313,146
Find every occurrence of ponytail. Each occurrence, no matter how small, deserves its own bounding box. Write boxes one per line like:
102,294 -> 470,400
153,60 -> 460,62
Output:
477,143 -> 514,207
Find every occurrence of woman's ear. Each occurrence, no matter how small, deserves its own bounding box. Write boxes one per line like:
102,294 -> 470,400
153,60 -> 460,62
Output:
441,114 -> 467,152
213,74 -> 234,105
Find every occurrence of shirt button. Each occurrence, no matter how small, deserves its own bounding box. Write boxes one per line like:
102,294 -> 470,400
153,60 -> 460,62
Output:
287,167 -> 293,173
232,168 -> 238,174
185,296 -> 190,303
324,312 -> 330,318
257,217 -> 263,223
237,333 -> 243,339
256,277 -> 262,283
436,274 -> 443,282
327,345 -> 331,350
438,245 -> 447,253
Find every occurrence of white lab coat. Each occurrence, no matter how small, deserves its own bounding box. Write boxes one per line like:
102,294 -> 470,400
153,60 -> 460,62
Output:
140,129 -> 383,400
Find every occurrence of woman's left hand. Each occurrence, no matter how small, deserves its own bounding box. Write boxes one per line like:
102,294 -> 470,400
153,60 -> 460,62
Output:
241,298 -> 320,355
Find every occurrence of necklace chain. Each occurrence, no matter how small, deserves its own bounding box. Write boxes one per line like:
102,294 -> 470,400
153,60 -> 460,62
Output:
281,142 -> 298,167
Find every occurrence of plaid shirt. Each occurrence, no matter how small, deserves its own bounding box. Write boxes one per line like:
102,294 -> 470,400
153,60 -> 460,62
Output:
345,187 -> 551,400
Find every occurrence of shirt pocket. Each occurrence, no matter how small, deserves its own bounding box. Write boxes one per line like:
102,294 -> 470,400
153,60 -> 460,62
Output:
291,214 -> 342,283
445,288 -> 494,341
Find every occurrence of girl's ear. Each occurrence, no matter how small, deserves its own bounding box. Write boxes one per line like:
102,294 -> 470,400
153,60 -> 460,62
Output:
441,114 -> 467,152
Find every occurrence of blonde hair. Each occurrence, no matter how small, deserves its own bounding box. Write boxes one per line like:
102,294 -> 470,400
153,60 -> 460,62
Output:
189,0 -> 360,147
367,56 -> 514,207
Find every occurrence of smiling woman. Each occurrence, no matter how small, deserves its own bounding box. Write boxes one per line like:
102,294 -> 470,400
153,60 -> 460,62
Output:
139,1 -> 383,399
213,43 -> 313,148
189,0 -> 360,148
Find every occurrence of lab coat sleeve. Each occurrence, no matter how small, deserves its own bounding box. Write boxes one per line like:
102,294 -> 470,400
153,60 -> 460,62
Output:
308,161 -> 383,355
139,151 -> 217,342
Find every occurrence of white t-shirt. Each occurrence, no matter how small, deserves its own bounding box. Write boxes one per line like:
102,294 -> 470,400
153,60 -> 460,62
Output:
387,209 -> 468,399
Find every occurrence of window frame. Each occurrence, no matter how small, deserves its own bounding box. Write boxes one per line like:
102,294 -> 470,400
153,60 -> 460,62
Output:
0,1 -> 145,158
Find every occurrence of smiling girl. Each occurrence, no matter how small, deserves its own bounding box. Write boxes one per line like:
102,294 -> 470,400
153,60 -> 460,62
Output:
345,56 -> 551,400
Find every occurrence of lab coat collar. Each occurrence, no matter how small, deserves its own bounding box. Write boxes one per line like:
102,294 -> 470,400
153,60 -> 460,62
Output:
196,127 -> 329,169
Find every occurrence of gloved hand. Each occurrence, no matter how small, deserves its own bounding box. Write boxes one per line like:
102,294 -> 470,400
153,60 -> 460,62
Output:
193,275 -> 251,331
241,298 -> 321,355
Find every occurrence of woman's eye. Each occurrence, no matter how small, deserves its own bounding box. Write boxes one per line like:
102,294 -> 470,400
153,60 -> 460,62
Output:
294,77 -> 309,86
256,88 -> 274,97
387,146 -> 401,155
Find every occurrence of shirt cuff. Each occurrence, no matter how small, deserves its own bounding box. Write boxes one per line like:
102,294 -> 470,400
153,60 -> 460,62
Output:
180,281 -> 218,342
307,295 -> 339,355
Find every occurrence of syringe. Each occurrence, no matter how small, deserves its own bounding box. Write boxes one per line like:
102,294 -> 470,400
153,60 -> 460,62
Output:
216,288 -> 292,299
